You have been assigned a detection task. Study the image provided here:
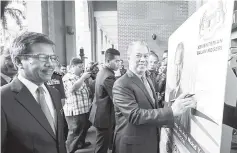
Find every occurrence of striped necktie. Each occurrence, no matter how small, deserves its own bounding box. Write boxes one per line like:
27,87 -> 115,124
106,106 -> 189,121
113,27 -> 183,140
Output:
36,86 -> 56,134
141,76 -> 155,104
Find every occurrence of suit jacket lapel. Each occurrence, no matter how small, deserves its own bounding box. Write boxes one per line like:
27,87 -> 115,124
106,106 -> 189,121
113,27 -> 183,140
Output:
1,76 -> 8,86
11,78 -> 56,140
127,70 -> 155,108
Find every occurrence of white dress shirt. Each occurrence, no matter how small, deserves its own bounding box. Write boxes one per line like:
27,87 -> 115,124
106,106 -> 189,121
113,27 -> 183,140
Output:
114,69 -> 121,77
18,74 -> 56,120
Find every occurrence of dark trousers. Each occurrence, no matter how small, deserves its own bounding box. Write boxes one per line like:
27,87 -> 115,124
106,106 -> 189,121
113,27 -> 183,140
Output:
63,114 -> 68,140
94,125 -> 114,153
65,113 -> 90,153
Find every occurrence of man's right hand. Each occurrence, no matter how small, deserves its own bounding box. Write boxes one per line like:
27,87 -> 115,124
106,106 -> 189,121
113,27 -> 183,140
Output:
81,72 -> 91,79
171,93 -> 197,117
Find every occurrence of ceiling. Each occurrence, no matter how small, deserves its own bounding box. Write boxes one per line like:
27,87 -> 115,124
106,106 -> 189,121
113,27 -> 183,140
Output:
94,11 -> 118,45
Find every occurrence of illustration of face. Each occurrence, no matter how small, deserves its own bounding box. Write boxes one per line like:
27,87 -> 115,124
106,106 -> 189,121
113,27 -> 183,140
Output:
174,43 -> 184,86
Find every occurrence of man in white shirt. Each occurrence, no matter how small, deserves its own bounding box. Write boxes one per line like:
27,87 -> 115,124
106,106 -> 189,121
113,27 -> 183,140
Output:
1,32 -> 67,153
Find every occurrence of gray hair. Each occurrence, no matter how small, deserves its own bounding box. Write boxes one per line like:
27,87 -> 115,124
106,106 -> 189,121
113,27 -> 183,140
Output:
127,41 -> 150,58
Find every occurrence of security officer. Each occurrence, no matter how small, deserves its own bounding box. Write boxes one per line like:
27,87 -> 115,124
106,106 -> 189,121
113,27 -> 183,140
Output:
46,69 -> 68,139
47,71 -> 66,101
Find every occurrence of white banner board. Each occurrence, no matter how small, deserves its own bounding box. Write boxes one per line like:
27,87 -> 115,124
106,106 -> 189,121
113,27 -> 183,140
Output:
160,0 -> 235,153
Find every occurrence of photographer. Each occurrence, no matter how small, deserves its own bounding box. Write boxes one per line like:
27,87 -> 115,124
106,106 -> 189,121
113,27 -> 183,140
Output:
85,62 -> 99,103
62,58 -> 92,153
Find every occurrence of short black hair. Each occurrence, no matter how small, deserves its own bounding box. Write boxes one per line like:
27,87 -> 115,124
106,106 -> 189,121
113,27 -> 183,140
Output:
105,48 -> 120,62
10,32 -> 54,65
70,57 -> 83,66
164,50 -> 168,53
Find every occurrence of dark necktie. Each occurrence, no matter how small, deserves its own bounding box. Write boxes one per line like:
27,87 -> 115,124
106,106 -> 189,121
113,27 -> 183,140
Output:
36,86 -> 56,134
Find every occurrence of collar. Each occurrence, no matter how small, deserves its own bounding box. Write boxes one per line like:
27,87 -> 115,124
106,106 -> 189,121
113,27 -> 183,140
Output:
1,72 -> 12,83
18,73 -> 47,94
104,65 -> 115,74
129,69 -> 146,80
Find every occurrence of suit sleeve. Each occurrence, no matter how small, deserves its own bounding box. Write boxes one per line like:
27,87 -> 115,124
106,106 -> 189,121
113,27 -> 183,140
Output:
223,103 -> 237,129
1,108 -> 7,152
104,76 -> 116,100
59,77 -> 66,99
113,82 -> 174,127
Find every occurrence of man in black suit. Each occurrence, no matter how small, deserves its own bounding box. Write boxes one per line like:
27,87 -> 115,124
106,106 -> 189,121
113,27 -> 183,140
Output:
119,60 -> 127,76
147,51 -> 159,92
1,32 -> 66,153
46,63 -> 68,140
0,47 -> 17,86
157,50 -> 168,104
112,41 -> 196,153
89,48 -> 120,153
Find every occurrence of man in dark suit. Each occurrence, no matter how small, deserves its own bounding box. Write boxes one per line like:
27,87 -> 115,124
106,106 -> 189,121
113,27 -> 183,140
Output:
119,60 -> 127,76
157,50 -> 168,104
115,59 -> 126,79
112,41 -> 196,153
1,32 -> 66,153
46,65 -> 68,140
147,51 -> 159,92
0,47 -> 17,86
89,48 -> 120,153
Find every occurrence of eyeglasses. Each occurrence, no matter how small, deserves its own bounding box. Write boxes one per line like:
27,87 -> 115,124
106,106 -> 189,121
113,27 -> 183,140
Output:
20,54 -> 59,63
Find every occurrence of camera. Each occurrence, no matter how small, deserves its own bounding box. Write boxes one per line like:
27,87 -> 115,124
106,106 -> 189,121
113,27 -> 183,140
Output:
86,62 -> 99,80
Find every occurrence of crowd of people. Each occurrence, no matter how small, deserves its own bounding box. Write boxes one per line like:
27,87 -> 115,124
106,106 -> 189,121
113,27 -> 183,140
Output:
1,32 -> 197,153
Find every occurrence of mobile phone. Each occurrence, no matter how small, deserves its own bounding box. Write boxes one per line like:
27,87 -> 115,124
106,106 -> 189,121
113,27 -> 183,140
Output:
184,94 -> 195,98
